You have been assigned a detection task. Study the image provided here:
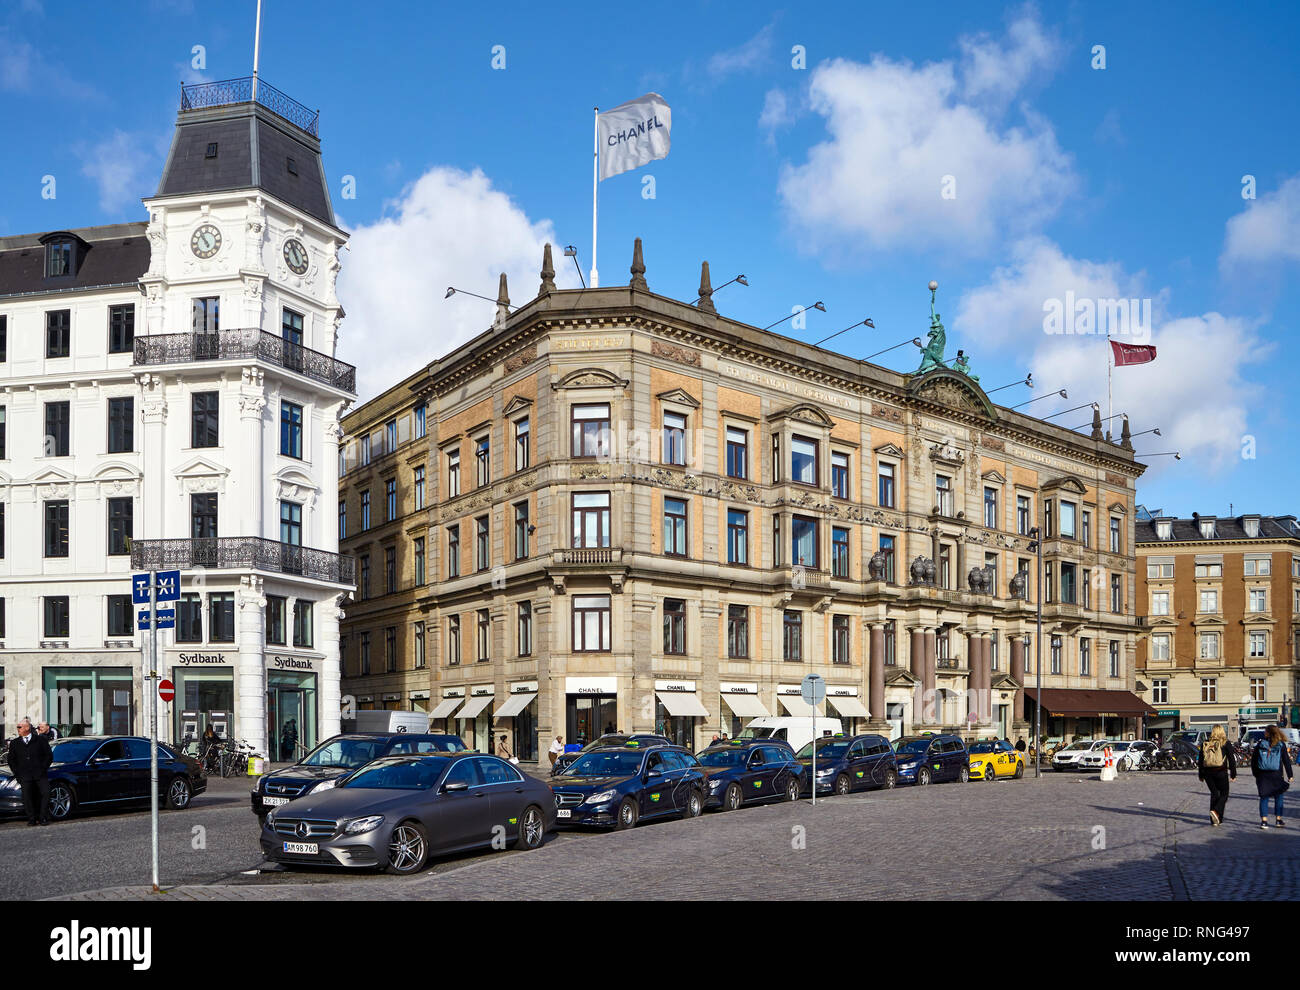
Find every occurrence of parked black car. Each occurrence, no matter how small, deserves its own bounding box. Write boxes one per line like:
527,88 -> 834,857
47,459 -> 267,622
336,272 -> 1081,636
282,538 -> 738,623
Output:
695,739 -> 805,810
0,736 -> 205,821
794,733 -> 897,795
894,734 -> 969,785
550,733 -> 672,776
261,753 -> 555,873
550,742 -> 706,828
251,733 -> 468,817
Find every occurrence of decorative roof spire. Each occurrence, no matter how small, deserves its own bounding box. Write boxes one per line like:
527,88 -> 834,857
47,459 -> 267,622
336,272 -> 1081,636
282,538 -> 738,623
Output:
495,273 -> 510,327
1120,415 -> 1133,450
1090,405 -> 1104,440
696,261 -> 715,314
538,243 -> 556,296
629,237 -> 647,291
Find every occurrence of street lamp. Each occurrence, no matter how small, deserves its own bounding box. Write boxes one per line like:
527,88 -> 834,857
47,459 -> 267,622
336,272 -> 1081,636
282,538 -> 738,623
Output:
815,317 -> 874,348
563,246 -> 586,288
1026,525 -> 1044,778
1129,427 -> 1161,440
865,336 -> 923,361
1071,411 -> 1125,432
444,286 -> 515,310
694,274 -> 748,304
1010,389 -> 1067,410
762,301 -> 825,331
1136,451 -> 1182,460
985,373 -> 1033,395
1041,401 -> 1097,423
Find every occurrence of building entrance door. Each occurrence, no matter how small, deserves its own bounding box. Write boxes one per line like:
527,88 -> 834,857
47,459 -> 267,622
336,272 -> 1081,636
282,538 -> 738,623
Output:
567,694 -> 617,747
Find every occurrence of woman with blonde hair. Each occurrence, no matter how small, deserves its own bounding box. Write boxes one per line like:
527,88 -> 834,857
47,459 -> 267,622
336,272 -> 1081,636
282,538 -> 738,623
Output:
1251,724 -> 1294,828
1197,724 -> 1236,826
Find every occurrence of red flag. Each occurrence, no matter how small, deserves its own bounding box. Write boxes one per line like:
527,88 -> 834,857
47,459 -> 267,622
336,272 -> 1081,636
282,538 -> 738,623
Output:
1110,340 -> 1156,367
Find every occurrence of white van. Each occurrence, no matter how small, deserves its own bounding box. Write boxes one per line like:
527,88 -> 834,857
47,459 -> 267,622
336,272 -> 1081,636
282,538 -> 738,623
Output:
341,710 -> 431,734
738,716 -> 843,754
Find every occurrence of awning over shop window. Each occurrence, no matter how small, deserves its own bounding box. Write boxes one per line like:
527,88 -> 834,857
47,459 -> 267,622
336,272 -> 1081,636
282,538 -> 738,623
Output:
656,691 -> 709,717
778,695 -> 819,717
721,693 -> 771,718
430,697 -> 463,719
1023,688 -> 1158,718
457,695 -> 495,719
827,695 -> 870,718
493,693 -> 537,718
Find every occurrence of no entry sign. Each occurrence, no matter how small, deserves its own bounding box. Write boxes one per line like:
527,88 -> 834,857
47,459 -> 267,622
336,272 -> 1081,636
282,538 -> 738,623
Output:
158,679 -> 175,704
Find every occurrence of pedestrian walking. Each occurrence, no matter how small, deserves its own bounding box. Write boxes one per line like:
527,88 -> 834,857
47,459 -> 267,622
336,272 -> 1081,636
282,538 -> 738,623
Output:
6,718 -> 53,826
548,735 -> 564,768
1014,737 -> 1026,753
1251,725 -> 1294,829
1197,724 -> 1236,826
496,734 -> 515,762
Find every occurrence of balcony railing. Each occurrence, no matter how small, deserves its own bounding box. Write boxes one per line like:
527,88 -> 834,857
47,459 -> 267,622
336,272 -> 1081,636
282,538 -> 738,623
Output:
134,329 -> 356,393
554,547 -> 623,566
131,537 -> 355,585
181,76 -> 319,137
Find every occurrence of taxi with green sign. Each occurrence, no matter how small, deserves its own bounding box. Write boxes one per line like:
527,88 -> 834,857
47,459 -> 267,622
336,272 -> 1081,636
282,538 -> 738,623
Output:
548,741 -> 707,829
695,738 -> 805,810
794,733 -> 898,795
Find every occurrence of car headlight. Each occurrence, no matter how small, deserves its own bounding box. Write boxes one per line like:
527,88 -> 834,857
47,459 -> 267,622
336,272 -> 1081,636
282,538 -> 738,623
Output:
309,778 -> 337,794
816,767 -> 835,777
265,810 -> 277,826
0,777 -> 16,790
709,778 -> 726,789
586,789 -> 618,804
343,815 -> 384,835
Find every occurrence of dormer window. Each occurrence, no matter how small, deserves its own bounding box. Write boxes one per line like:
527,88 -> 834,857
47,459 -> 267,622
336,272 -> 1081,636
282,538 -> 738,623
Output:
205,142 -> 218,159
1199,518 -> 1216,539
46,238 -> 74,277
286,157 -> 298,176
1155,519 -> 1172,540
1243,516 -> 1260,538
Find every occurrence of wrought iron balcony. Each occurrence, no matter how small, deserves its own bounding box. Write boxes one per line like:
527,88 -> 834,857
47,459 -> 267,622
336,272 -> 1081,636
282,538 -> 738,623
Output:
134,329 -> 356,393
130,537 -> 355,585
181,76 -> 319,137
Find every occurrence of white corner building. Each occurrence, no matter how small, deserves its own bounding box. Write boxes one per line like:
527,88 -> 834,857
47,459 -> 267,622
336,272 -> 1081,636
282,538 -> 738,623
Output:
0,78 -> 355,758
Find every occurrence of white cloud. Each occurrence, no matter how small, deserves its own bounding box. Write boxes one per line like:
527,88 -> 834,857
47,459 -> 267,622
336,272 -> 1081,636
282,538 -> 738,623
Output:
776,9 -> 1073,255
707,23 -> 775,78
1220,174 -> 1300,269
758,88 -> 794,140
957,5 -> 1059,105
336,166 -> 578,402
955,239 -> 1262,473
79,130 -> 157,213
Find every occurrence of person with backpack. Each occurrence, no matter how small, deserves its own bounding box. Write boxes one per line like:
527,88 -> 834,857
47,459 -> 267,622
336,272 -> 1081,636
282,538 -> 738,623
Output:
1251,724 -> 1294,828
1197,724 -> 1236,826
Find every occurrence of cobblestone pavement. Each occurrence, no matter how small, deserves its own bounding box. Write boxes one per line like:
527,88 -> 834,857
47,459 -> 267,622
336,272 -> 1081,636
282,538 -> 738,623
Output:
56,771 -> 1300,901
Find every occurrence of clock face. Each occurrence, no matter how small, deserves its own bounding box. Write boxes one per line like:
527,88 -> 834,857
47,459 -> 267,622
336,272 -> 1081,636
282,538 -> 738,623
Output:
190,224 -> 222,259
283,238 -> 309,275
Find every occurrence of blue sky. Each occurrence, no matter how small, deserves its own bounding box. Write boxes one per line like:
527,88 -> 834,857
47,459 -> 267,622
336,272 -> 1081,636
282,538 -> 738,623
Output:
3,0 -> 1298,517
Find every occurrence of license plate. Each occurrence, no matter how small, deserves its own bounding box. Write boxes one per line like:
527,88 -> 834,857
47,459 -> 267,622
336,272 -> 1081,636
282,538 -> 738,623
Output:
556,809 -> 571,819
283,841 -> 318,854
262,796 -> 289,807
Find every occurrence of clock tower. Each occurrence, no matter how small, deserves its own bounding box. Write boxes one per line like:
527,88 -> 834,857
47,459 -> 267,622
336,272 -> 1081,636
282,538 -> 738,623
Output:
131,77 -> 354,758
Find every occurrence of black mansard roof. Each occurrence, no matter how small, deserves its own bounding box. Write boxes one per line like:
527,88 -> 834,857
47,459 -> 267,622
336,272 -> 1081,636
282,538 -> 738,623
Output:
0,222 -> 148,298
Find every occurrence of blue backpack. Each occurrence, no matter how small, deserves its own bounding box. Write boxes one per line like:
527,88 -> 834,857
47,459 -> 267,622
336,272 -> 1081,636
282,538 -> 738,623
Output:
1257,743 -> 1282,772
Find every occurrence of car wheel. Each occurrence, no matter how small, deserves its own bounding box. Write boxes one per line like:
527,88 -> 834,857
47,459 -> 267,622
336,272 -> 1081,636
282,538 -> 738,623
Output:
723,783 -> 743,812
47,782 -> 75,821
984,766 -> 997,782
958,766 -> 970,784
785,777 -> 800,802
386,821 -> 430,874
883,769 -> 897,790
916,767 -> 932,786
166,776 -> 192,810
681,790 -> 703,820
1116,758 -> 1128,773
616,798 -> 639,830
833,774 -> 851,796
513,805 -> 545,850
1013,762 -> 1024,779
1176,755 -> 1193,771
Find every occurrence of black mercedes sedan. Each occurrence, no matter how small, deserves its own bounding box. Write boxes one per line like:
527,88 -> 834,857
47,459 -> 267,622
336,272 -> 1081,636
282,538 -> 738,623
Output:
550,733 -> 672,776
0,736 -> 205,821
251,732 -> 468,818
695,740 -> 804,810
260,753 -> 555,873
549,743 -> 707,828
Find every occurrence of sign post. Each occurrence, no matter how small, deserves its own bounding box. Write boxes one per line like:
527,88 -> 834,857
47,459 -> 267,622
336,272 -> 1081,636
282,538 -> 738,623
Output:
801,674 -> 826,806
133,569 -> 179,893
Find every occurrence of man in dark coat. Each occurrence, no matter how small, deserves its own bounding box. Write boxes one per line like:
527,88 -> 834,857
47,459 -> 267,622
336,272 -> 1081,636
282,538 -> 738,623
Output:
7,718 -> 54,826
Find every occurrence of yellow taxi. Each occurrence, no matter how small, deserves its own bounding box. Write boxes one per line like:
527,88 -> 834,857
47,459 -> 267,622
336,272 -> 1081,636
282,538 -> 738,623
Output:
967,739 -> 1025,780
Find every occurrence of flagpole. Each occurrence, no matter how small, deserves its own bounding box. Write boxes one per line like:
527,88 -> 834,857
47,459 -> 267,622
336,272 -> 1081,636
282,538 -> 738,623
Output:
251,0 -> 262,101
591,106 -> 599,288
1106,327 -> 1112,441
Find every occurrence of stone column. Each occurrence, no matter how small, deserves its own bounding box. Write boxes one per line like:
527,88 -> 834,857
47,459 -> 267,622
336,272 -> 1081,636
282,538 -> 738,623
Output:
923,627 -> 937,724
139,376 -> 168,543
1010,635 -> 1026,724
869,623 -> 885,724
318,593 -> 344,740
238,371 -> 267,539
977,635 -> 991,724
236,575 -> 268,756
